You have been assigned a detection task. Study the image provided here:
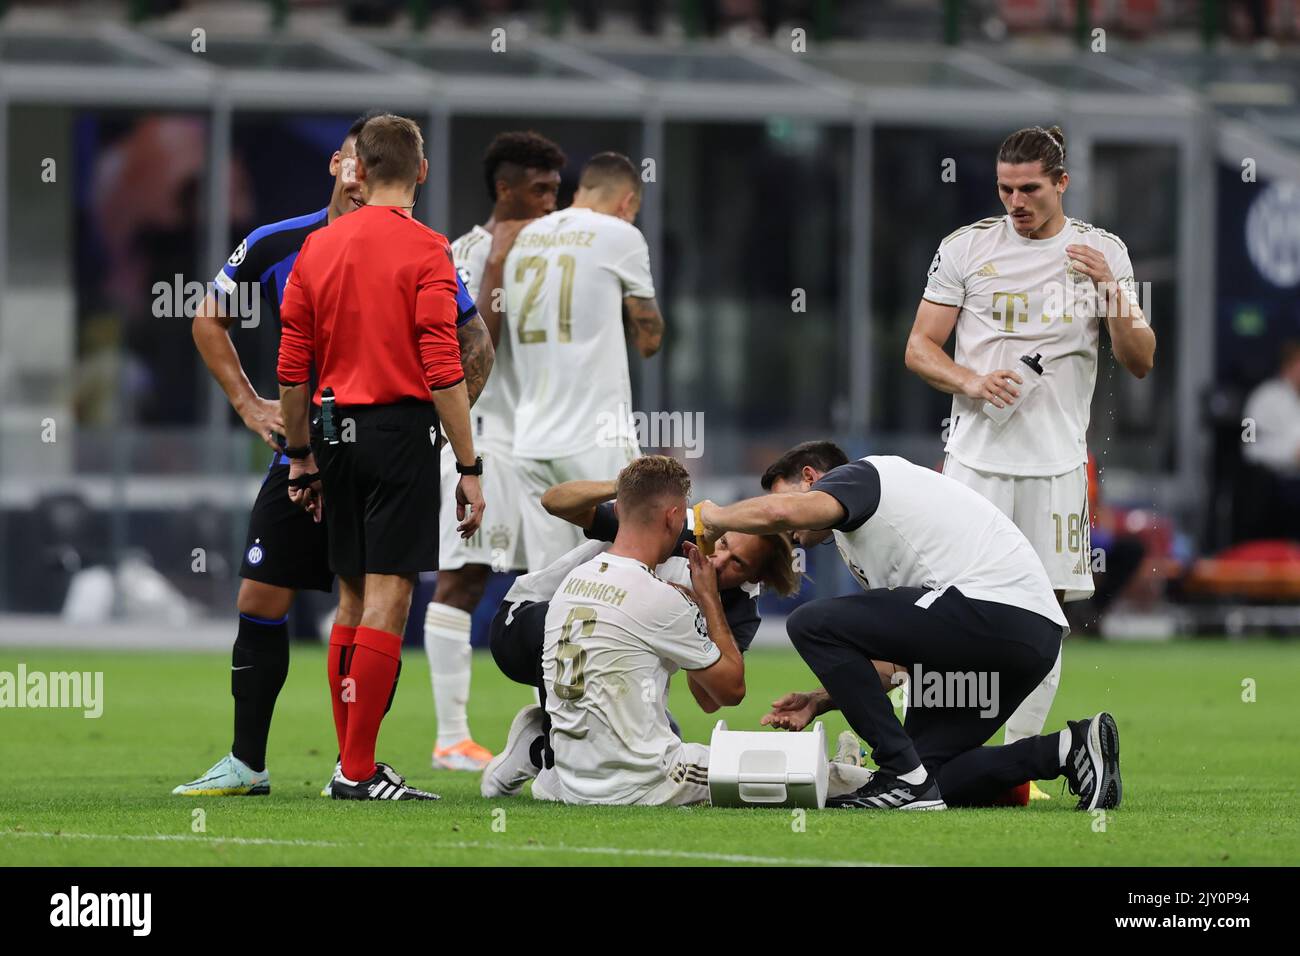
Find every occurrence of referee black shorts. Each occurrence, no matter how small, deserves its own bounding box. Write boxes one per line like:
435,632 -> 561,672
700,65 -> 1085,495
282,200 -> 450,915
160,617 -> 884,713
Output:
239,456 -> 333,592
313,399 -> 441,578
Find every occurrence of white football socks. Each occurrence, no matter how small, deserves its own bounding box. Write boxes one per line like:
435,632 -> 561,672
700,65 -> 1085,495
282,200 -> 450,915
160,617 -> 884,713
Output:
1058,729 -> 1071,768
899,764 -> 929,785
424,602 -> 473,749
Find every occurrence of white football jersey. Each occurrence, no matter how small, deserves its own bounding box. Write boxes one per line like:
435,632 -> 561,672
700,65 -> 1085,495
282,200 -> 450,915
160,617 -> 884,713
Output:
923,215 -> 1140,477
505,545 -> 697,610
505,207 -> 656,460
503,506 -> 737,611
542,552 -> 719,804
451,225 -> 517,451
823,456 -> 1068,633
504,539 -> 607,608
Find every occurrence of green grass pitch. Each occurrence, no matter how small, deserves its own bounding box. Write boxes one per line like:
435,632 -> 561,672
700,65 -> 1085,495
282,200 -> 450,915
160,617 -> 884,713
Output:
2,640 -> 1298,866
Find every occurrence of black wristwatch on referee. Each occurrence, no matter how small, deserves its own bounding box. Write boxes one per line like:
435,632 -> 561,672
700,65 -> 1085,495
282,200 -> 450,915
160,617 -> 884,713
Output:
284,443 -> 312,460
456,456 -> 483,476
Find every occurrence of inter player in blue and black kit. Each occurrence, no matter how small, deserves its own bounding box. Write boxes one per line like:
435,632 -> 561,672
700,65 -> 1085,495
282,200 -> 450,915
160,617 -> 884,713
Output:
173,111 -> 491,796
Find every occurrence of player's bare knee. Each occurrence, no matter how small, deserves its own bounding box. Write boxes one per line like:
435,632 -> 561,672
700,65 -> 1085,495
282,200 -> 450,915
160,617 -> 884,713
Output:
359,573 -> 415,634
432,565 -> 490,614
237,579 -> 294,620
334,576 -> 365,629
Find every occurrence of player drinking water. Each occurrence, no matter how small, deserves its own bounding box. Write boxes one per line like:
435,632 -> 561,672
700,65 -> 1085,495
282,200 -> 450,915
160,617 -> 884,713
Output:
904,126 -> 1154,794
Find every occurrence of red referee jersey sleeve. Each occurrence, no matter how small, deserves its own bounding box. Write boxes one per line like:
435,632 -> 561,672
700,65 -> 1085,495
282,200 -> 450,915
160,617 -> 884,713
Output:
277,235 -> 316,386
419,243 -> 465,391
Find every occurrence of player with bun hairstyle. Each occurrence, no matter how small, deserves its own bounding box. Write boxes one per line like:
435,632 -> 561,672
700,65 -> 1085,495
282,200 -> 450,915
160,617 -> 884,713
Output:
904,126 -> 1155,800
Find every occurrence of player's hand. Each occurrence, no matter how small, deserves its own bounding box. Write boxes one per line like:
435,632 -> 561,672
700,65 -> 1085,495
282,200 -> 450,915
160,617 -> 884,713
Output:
962,369 -> 1022,409
682,541 -> 719,603
287,453 -> 323,523
760,691 -> 819,732
240,396 -> 284,452
694,500 -> 721,552
1065,244 -> 1116,289
456,474 -> 485,538
487,219 -> 533,264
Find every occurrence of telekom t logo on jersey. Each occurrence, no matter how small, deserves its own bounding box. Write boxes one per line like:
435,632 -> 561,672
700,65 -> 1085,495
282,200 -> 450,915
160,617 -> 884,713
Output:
991,280 -> 1150,332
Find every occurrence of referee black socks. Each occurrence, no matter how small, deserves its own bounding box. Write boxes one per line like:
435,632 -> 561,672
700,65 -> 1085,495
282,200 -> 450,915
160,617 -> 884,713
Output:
231,613 -> 291,774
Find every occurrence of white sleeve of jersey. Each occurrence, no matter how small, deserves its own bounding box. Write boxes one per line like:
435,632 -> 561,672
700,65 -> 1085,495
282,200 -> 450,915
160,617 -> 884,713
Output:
922,236 -> 966,307
605,226 -> 656,299
649,591 -> 721,671
1104,238 -> 1143,322
455,237 -> 491,305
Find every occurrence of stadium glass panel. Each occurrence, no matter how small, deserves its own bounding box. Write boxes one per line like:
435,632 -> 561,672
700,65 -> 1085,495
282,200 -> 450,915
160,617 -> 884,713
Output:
660,119 -> 852,475
380,40 -> 590,79
869,124 -> 1006,459
1,106 -> 224,613
1089,142 -> 1181,478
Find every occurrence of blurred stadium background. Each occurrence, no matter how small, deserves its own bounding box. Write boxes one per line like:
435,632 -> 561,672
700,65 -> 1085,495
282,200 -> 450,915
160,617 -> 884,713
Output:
2,0 -> 1299,650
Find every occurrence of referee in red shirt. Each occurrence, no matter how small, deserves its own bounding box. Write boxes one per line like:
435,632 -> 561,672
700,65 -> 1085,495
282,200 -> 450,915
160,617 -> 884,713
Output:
277,114 -> 485,801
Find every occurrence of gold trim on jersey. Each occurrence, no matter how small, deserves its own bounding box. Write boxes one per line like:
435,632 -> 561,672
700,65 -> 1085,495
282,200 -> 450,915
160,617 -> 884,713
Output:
451,228 -> 490,261
942,216 -> 1003,246
1066,218 -> 1129,254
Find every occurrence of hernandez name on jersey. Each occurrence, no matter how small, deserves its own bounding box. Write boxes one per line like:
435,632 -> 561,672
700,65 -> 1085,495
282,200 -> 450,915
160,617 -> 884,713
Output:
505,207 -> 655,460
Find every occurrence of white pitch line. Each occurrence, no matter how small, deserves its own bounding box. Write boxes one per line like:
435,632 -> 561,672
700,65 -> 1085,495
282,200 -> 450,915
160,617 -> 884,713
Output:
2,831 -> 346,849
1,830 -> 894,867
438,840 -> 896,867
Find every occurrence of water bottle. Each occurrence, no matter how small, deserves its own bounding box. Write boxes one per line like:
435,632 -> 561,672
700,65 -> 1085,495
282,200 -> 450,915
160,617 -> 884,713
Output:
981,353 -> 1044,426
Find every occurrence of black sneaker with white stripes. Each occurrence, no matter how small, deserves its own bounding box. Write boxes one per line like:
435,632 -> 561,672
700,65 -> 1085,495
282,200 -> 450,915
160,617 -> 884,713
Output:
330,762 -> 439,801
1065,712 -> 1122,811
827,769 -> 947,811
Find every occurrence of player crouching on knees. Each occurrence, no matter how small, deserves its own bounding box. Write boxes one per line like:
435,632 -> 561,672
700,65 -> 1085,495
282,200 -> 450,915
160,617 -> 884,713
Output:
481,468 -> 802,800
535,456 -> 744,806
697,441 -> 1123,813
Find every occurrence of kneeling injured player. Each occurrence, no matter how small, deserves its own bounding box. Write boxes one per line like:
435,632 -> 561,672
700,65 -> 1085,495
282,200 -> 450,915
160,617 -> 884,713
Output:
482,469 -> 802,799
482,456 -> 877,805
697,441 -> 1123,812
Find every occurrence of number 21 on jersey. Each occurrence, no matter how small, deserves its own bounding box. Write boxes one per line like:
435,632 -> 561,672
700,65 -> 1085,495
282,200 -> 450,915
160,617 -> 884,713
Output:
515,254 -> 576,345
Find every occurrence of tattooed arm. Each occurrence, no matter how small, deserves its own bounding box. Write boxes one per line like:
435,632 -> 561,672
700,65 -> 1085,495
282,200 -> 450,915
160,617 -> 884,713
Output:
457,314 -> 495,407
623,295 -> 664,358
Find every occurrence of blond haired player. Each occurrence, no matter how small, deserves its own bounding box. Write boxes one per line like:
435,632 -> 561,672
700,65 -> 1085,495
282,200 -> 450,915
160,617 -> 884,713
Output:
905,125 -> 1155,796
527,457 -> 875,807
505,152 -> 664,572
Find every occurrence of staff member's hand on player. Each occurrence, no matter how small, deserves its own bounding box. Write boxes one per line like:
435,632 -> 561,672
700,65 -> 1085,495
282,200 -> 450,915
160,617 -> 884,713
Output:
287,453 -> 323,523
240,395 -> 285,452
693,499 -> 722,553
760,690 -> 828,732
961,368 -> 1022,409
455,473 -> 485,539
